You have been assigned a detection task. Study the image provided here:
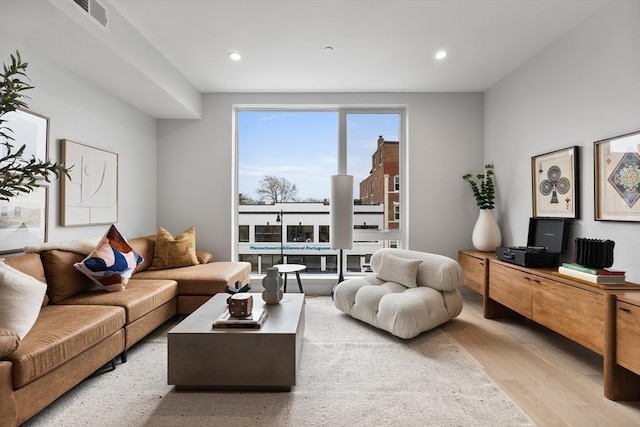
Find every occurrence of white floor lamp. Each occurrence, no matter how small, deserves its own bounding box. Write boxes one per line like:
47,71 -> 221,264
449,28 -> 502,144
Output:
330,175 -> 353,290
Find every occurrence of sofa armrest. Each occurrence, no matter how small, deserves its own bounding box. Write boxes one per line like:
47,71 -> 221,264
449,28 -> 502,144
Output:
0,361 -> 17,427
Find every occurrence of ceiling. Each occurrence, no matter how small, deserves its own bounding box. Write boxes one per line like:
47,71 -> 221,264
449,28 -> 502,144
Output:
0,0 -> 611,118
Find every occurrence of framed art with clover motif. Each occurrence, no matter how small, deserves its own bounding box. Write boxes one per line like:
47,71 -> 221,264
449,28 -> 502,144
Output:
531,146 -> 580,219
594,130 -> 640,222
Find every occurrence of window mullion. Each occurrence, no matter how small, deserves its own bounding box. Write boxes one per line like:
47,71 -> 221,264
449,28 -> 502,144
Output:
338,109 -> 347,175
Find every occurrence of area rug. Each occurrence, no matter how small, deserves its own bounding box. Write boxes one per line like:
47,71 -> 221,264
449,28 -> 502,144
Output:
24,296 -> 535,426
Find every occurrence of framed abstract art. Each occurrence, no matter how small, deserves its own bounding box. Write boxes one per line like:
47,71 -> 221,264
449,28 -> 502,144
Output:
60,139 -> 118,226
594,130 -> 640,222
531,146 -> 580,219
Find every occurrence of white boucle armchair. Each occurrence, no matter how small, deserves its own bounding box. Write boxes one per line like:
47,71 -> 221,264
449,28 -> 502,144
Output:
333,248 -> 464,339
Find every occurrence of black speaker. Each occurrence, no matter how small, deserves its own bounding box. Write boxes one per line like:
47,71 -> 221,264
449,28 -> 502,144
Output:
574,238 -> 614,268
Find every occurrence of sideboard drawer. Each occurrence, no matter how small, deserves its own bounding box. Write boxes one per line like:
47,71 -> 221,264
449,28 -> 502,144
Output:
533,278 -> 604,354
616,301 -> 640,374
489,262 -> 533,318
458,251 -> 486,294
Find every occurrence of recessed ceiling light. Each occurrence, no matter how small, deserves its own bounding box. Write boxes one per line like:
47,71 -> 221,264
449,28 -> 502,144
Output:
435,50 -> 447,60
324,46 -> 334,52
229,52 -> 242,61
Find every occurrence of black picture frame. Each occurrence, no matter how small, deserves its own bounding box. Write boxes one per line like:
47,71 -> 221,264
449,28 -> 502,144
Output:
531,146 -> 580,219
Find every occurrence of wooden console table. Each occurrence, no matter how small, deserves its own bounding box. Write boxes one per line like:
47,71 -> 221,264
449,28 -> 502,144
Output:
458,250 -> 640,401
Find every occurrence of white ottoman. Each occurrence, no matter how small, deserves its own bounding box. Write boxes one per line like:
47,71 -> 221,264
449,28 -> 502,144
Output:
333,248 -> 464,339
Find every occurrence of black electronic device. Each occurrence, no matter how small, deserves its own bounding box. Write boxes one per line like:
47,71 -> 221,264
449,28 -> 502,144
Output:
496,218 -> 570,268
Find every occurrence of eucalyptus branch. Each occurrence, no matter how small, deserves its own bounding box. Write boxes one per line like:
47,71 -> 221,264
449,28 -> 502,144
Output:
1,50 -> 71,202
463,164 -> 495,209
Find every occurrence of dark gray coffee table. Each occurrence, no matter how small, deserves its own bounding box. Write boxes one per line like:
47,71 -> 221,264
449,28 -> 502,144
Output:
167,293 -> 305,391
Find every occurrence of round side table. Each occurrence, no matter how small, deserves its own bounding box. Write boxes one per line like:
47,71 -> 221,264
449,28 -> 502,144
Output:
273,264 -> 306,293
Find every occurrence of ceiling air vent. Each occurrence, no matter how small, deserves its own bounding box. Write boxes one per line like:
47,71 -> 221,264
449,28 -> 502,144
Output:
71,0 -> 108,28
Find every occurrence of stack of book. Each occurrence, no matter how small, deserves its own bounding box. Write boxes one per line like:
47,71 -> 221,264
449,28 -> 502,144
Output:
557,262 -> 626,284
212,308 -> 268,329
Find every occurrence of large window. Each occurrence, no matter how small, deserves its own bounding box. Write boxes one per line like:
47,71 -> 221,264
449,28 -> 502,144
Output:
236,109 -> 404,275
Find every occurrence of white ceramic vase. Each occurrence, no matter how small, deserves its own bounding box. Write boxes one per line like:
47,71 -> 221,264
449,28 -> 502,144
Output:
262,267 -> 283,304
472,209 -> 502,252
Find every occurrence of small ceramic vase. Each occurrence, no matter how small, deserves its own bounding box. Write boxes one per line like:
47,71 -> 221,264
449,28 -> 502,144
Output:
262,267 -> 283,304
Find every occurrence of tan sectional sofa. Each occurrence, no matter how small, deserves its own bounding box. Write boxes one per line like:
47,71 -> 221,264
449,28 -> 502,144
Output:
0,235 -> 250,427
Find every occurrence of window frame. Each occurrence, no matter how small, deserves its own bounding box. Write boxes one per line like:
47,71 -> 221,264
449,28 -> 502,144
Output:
232,106 -> 407,262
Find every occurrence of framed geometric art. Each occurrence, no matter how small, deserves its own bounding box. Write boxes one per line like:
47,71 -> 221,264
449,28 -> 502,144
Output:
594,130 -> 640,222
531,146 -> 580,219
0,108 -> 50,253
60,139 -> 118,226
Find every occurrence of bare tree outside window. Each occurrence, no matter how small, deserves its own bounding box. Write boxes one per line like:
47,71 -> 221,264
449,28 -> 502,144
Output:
256,175 -> 298,203
239,193 -> 256,205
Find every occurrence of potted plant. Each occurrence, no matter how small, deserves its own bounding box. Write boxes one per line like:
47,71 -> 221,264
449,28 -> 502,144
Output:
463,164 -> 501,251
1,50 -> 70,202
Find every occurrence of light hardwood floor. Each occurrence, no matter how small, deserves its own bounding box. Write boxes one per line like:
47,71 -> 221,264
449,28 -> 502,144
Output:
442,293 -> 640,427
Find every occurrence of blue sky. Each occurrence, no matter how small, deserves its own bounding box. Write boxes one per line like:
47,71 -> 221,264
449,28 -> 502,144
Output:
238,111 -> 400,201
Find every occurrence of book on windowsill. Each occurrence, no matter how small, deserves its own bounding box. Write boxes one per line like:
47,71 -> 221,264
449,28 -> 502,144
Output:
557,266 -> 626,284
212,308 -> 267,329
560,262 -> 626,276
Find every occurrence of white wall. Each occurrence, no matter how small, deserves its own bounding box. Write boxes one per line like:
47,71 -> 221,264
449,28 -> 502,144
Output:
0,37 -> 158,245
157,92 -> 484,262
485,0 -> 640,282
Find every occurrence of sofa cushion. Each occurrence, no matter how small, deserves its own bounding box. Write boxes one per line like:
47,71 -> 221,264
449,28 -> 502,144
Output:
128,235 -> 156,273
370,248 -> 464,292
0,328 -> 20,358
5,304 -> 125,388
0,261 -> 47,339
56,279 -> 178,324
3,252 -> 47,283
375,252 -> 422,288
40,250 -> 94,303
74,225 -> 143,292
333,275 -> 464,339
149,226 -> 198,270
133,261 -> 251,296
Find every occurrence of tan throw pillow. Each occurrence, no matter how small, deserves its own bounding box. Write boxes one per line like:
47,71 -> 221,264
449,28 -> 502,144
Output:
0,261 -> 47,340
375,252 -> 422,288
149,226 -> 198,270
196,251 -> 213,264
0,328 -> 20,358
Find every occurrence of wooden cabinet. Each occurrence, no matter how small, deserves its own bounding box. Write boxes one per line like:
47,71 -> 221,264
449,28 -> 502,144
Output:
488,262 -> 533,318
532,276 -> 603,354
457,250 -> 487,295
486,259 -> 604,354
604,292 -> 640,400
616,299 -> 640,373
458,250 -> 640,401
